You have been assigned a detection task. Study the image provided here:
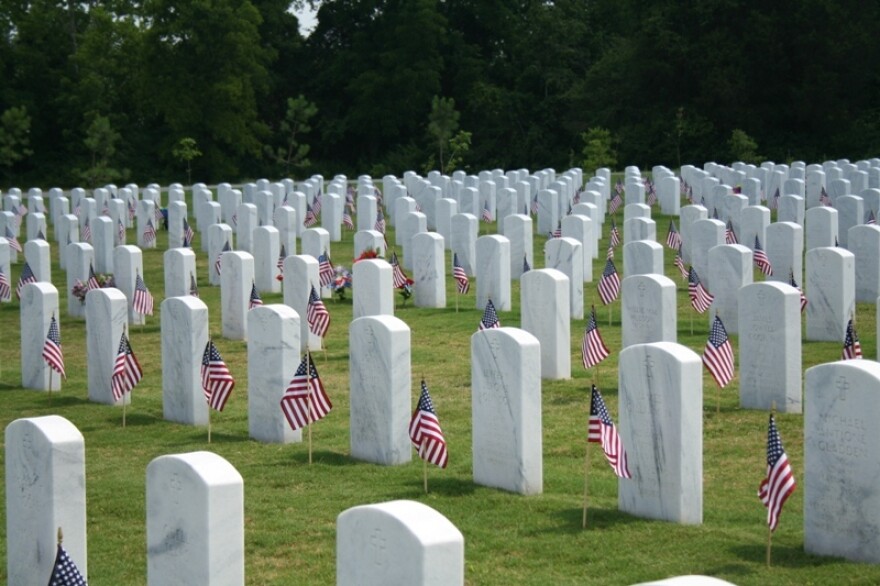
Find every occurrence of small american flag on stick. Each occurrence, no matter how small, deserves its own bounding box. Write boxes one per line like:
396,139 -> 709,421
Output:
758,413 -> 796,532
280,354 -> 332,431
132,273 -> 154,316
589,385 -> 631,478
582,306 -> 610,369
42,316 -> 66,379
703,316 -> 734,388
409,380 -> 448,468
111,332 -> 143,401
201,340 -> 235,411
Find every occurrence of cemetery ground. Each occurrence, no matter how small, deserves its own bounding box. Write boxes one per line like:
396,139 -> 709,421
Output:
2,199 -> 880,585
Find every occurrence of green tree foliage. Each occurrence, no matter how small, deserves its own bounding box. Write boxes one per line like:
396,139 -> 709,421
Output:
78,114 -> 128,186
172,138 -> 203,185
581,128 -> 617,173
265,95 -> 317,176
728,129 -> 762,165
0,106 -> 33,178
427,96 -> 459,172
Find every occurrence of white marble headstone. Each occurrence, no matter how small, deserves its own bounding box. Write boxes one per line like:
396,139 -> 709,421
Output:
220,251 -> 254,341
621,275 -> 677,348
161,296 -> 209,426
86,287 -> 129,404
520,269 -> 570,379
19,282 -> 61,391
164,247 -> 197,299
283,255 -> 322,351
475,235 -> 511,312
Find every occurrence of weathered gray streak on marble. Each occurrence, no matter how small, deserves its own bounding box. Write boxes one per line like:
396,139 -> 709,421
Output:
623,240 -> 663,278
20,283 -> 61,391
114,245 -> 145,325
352,259 -> 394,319
562,214 -> 594,279
160,296 -> 209,426
738,282 -> 802,412
805,206 -> 838,251
253,226 -> 281,294
24,239 -> 51,284
618,342 -> 702,524
248,305 -> 301,444
451,213 -> 478,276
621,275 -> 677,348
679,205 -> 707,264
5,416 -> 87,584
806,247 -> 855,342
283,255 -> 322,351
220,251 -> 254,341
544,237 -> 584,320
412,232 -> 446,308
836,195 -> 863,249
349,316 -> 411,465
92,215 -> 114,274
146,452 -> 244,585
766,221 -> 803,284
471,328 -> 542,494
708,244 -> 752,334
691,219 -> 725,291
86,288 -> 129,405
520,269 -> 570,379
164,248 -> 197,299
848,224 -> 880,302
475,235 -> 511,311
804,361 -> 880,563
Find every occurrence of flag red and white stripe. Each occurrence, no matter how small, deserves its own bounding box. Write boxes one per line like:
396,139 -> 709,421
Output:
588,385 -> 631,478
598,259 -> 621,305
280,354 -> 332,430
452,253 -> 469,294
758,414 -> 796,532
842,319 -> 862,360
753,236 -> 773,276
703,316 -> 734,388
688,267 -> 714,313
582,306 -> 610,369
42,316 -> 66,379
132,273 -> 154,316
111,332 -> 143,401
307,285 -> 330,338
409,380 -> 448,468
201,340 -> 235,411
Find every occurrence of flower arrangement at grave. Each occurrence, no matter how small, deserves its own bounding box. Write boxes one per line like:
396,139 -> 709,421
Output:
353,248 -> 382,263
330,266 -> 352,300
71,273 -> 116,303
398,277 -> 414,304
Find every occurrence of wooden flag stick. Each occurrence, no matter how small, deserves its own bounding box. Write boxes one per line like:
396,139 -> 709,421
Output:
123,393 -> 127,428
608,304 -> 612,327
716,385 -> 721,414
455,288 -> 459,313
57,526 -> 63,545
307,353 -> 313,465
48,365 -> 53,407
690,311 -> 694,336
582,442 -> 591,528
767,400 -> 777,567
207,406 -> 212,444
422,439 -> 429,494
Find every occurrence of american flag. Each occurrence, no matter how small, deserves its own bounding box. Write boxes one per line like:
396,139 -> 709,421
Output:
132,273 -> 154,316
703,316 -> 734,388
588,385 -> 631,479
389,251 -> 409,289
842,318 -> 862,360
117,219 -> 126,244
758,414 -> 796,532
128,198 -> 136,221
615,179 -> 624,195
111,332 -> 143,401
666,220 -> 682,249
231,211 -> 238,226
819,186 -> 832,206
311,194 -> 322,216
190,272 -> 199,297
36,228 -> 46,241
0,268 -> 10,301
249,282 -> 263,310
342,209 -> 354,230
48,542 -> 87,586
101,203 -> 110,216
280,354 -> 332,431
154,206 -> 164,225
143,219 -> 156,245
725,220 -> 738,245
530,194 -> 538,215
609,218 -> 620,248
82,218 -> 91,243
5,225 -> 22,252
522,255 -> 531,274
789,270 -> 807,312
374,209 -> 386,234
674,242 -> 688,278
712,208 -> 719,220
276,245 -> 286,281
318,251 -> 334,287
87,264 -> 100,291
645,179 -> 657,206
481,201 -> 492,223
15,202 -> 28,217
597,259 -> 621,305
768,187 -> 780,210
582,306 -> 610,369
215,240 -> 231,275
42,316 -> 66,379
182,218 -> 194,247
409,380 -> 449,468
452,253 -> 469,294
606,244 -> 614,260
753,236 -> 773,276
307,285 -> 330,337
550,222 -> 562,238
866,209 -> 876,225
201,340 -> 235,411
478,299 -> 501,331
304,203 -> 317,227
15,261 -> 37,299
608,191 -> 623,215
688,267 -> 714,313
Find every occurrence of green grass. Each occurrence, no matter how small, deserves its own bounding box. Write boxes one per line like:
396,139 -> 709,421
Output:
2,202 -> 880,585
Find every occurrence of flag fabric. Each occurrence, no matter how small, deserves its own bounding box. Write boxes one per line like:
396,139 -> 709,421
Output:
753,236 -> 773,276
674,242 -> 688,278
15,261 -> 37,299
688,266 -> 714,313
374,209 -> 386,234
725,220 -> 738,244
249,282 -> 263,310
111,332 -> 143,401
609,218 -> 621,248
582,306 -> 610,369
201,340 -> 235,411
819,186 -> 832,206
190,272 -> 199,297
598,259 -> 621,305
318,252 -> 334,287
311,194 -> 322,216
842,319 -> 862,360
530,194 -> 538,215
87,264 -> 100,291
128,198 -> 136,221
307,285 -> 330,337
481,201 -> 492,223
132,273 -> 154,316
452,253 -> 469,294
769,187 -> 780,210
82,218 -> 91,243
42,316 -> 66,379
588,385 -> 631,479
789,270 -> 807,312
276,245 -> 286,281
703,316 -> 734,388
646,179 -> 657,206
606,244 -> 614,260
866,209 -> 876,225
342,209 -> 354,229
48,542 -> 87,586
117,219 -> 126,243
608,191 -> 623,215
215,240 -> 230,275
143,219 -> 156,245
666,220 -> 682,249
478,299 -> 501,331
280,354 -> 332,430
0,268 -> 10,301
182,218 -> 194,247
154,206 -> 164,225
304,203 -> 318,227
5,226 -> 22,252
522,255 -> 531,274
37,228 -> 46,241
389,251 -> 409,289
551,222 -> 562,238
409,380 -> 449,468
758,414 -> 796,532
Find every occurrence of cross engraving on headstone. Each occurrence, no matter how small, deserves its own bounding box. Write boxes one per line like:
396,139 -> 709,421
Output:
835,375 -> 849,401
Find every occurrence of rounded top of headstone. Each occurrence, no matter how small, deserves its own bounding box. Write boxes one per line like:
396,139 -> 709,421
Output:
522,267 -> 569,286
350,313 -> 410,335
161,294 -> 208,313
620,341 -> 701,366
5,415 -> 83,445
630,576 -> 738,586
338,500 -> 463,546
147,451 -> 243,487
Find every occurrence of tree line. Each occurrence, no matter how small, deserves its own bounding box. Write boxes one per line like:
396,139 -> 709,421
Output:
1,0 -> 878,187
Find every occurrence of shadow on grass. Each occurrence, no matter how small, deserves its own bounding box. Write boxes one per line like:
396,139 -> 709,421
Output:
546,506 -> 644,533
729,543 -> 837,569
287,449 -> 359,467
400,475 -> 477,498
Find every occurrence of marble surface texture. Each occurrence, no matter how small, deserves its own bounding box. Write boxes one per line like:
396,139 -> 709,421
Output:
412,232 -> 446,309
544,237 -> 584,320
805,206 -> 838,251
475,235 -> 511,312
848,224 -> 880,302
253,226 -> 281,294
708,244 -> 753,334
623,240 -> 663,279
520,269 -> 570,379
160,296 -> 209,426
65,243 -> 94,319
86,287 -> 129,405
220,251 -> 254,341
114,245 -> 145,325
450,213 -> 477,277
20,282 -> 60,391
621,275 -> 677,349
164,247 -> 197,299
805,247 -> 855,341
284,255 -> 322,351
92,215 -> 114,274
562,214 -> 595,277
